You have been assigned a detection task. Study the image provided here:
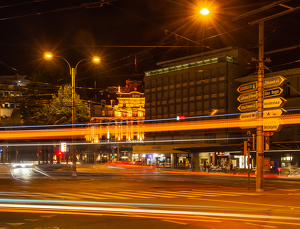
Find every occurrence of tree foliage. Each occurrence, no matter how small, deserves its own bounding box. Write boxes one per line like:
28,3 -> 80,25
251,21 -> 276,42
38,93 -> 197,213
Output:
22,85 -> 90,125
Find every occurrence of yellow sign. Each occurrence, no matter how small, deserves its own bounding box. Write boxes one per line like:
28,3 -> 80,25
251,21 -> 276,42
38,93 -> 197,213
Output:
263,97 -> 286,109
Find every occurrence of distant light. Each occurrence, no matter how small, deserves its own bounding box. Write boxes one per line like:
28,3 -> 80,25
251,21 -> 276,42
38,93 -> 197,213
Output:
200,8 -> 210,15
142,154 -> 146,158
177,116 -> 185,121
154,154 -> 158,157
44,53 -> 52,59
93,57 -> 100,63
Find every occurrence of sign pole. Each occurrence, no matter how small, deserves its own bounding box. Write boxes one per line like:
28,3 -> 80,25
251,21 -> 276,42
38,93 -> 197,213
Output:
256,21 -> 264,192
247,132 -> 251,190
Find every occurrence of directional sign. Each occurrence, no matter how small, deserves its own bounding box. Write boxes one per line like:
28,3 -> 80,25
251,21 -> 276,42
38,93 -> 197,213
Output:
263,97 -> 287,109
237,91 -> 258,103
263,109 -> 286,118
264,87 -> 283,98
238,101 -> 258,112
240,112 -> 257,120
264,75 -> 286,89
237,81 -> 257,93
263,118 -> 282,132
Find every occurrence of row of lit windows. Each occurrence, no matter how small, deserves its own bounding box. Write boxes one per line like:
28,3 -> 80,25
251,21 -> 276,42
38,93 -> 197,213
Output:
0,91 -> 21,97
1,103 -> 20,108
145,67 -> 227,89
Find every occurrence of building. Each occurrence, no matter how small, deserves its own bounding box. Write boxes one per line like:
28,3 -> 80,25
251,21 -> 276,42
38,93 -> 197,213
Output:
133,46 -> 255,170
84,80 -> 145,163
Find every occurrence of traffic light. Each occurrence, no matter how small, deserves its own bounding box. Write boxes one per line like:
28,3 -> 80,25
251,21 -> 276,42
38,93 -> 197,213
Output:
56,151 -> 63,157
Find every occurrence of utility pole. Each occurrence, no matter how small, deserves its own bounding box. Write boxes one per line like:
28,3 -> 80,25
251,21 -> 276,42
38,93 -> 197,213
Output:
256,22 -> 264,192
72,67 -> 77,176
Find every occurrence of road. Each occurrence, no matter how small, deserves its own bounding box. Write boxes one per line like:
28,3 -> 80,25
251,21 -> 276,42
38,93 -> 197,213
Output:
0,164 -> 300,229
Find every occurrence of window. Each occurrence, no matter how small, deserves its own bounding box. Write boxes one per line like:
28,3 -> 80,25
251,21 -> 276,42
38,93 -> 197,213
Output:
196,102 -> 202,111
176,89 -> 181,98
5,103 -> 9,108
0,91 -> 3,96
102,110 -> 106,116
169,105 -> 174,114
189,73 -> 195,82
163,77 -> 169,86
204,70 -> 210,79
196,87 -> 202,95
189,103 -> 195,112
157,92 -> 162,100
157,107 -> 162,115
151,80 -> 156,88
10,92 -> 14,96
219,66 -> 226,76
176,74 -> 181,84
182,88 -> 188,97
211,84 -> 217,94
183,103 -> 188,112
10,104 -> 15,108
151,107 -> 156,115
204,85 -> 209,95
204,101 -> 210,110
163,106 -> 168,115
211,68 -> 218,78
211,100 -> 217,109
219,83 -> 226,92
145,94 -> 150,103
176,104 -> 181,114
163,91 -> 168,100
4,92 -> 9,96
196,71 -> 203,81
190,87 -> 195,96
170,76 -> 175,85
219,99 -> 225,108
182,74 -> 188,83
157,78 -> 162,87
151,93 -> 156,102
169,90 -> 175,99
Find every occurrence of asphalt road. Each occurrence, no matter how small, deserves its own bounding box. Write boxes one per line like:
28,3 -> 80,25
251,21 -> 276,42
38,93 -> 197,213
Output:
1,164 -> 300,229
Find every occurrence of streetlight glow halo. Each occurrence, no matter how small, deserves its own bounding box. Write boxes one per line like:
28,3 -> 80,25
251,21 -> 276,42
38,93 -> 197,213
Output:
200,8 -> 210,15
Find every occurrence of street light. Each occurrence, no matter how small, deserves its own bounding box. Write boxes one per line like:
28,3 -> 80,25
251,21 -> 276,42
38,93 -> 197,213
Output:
44,53 -> 100,176
200,8 -> 210,15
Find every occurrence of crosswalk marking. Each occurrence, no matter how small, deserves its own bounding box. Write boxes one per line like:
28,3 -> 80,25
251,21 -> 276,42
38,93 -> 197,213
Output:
0,189 -> 260,201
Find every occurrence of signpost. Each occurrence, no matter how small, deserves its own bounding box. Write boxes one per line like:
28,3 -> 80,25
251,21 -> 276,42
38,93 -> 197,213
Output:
264,87 -> 283,98
263,118 -> 282,132
240,112 -> 257,120
263,109 -> 286,118
237,91 -> 258,103
237,81 -> 257,93
238,101 -> 258,112
264,76 -> 287,89
263,97 -> 287,109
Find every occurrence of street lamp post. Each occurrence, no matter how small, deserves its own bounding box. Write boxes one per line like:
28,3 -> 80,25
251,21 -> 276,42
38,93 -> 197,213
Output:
44,54 -> 100,176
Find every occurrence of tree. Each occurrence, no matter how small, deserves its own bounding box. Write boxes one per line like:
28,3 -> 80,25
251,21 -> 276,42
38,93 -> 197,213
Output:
24,85 -> 90,125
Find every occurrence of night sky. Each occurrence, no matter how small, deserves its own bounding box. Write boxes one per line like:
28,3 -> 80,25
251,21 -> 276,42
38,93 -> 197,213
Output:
1,0 -> 300,90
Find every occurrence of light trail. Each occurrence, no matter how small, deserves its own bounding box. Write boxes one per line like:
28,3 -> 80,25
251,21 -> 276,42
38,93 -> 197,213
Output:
0,203 -> 300,221
1,114 -> 300,140
1,108 -> 299,130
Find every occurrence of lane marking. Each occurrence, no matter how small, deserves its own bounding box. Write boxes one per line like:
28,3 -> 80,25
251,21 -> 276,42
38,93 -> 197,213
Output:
24,219 -> 40,222
6,223 -> 25,226
188,197 -> 300,209
246,222 -> 277,228
163,219 -> 188,225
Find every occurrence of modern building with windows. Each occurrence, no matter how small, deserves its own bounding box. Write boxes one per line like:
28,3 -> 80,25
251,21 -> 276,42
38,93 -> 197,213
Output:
134,46 -> 255,170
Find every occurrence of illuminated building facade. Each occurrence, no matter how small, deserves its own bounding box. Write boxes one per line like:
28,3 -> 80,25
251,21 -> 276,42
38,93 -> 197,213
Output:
85,80 -> 145,162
